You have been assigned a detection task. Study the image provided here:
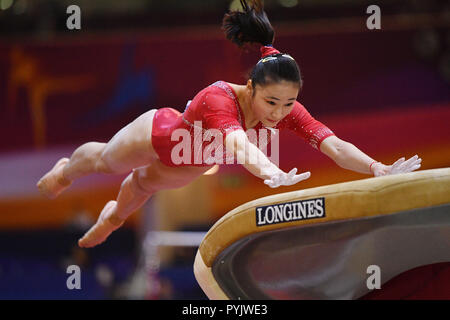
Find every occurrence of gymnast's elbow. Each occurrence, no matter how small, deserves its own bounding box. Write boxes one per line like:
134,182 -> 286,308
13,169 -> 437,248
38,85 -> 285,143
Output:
319,135 -> 350,168
224,130 -> 248,157
224,131 -> 266,176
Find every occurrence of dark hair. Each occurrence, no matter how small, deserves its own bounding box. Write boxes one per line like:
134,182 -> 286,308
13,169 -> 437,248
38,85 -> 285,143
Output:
222,0 -> 302,90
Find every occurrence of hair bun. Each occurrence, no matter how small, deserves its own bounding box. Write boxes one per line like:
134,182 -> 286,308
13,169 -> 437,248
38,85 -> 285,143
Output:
260,45 -> 281,58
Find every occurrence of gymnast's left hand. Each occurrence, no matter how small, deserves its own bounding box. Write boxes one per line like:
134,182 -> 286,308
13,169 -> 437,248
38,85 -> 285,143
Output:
371,155 -> 422,177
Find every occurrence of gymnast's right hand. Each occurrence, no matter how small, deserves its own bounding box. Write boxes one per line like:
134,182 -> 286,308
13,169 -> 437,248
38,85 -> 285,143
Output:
78,200 -> 124,248
264,168 -> 311,188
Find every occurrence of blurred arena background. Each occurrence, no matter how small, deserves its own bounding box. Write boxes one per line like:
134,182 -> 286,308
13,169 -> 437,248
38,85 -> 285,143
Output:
0,0 -> 449,299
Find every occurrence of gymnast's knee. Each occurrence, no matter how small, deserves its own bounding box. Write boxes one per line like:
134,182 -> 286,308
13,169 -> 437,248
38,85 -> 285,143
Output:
95,152 -> 118,174
126,168 -> 155,195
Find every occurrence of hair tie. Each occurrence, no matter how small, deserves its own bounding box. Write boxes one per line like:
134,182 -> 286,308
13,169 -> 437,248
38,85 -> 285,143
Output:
260,45 -> 280,58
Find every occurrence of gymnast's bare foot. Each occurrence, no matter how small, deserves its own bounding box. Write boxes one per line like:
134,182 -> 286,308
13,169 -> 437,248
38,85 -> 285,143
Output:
37,157 -> 72,199
78,200 -> 124,248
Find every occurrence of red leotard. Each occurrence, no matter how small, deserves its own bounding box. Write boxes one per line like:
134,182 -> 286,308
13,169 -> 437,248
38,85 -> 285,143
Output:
151,81 -> 335,167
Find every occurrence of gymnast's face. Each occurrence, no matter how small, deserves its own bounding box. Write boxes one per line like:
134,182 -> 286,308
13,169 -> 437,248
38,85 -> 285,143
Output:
248,80 -> 299,127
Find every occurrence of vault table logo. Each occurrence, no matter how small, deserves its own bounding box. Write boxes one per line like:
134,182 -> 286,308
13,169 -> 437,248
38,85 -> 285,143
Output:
256,198 -> 325,226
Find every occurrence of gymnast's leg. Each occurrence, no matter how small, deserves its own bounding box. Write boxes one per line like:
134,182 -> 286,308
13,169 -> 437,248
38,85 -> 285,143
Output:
37,109 -> 158,199
78,160 -> 214,248
77,167 -> 151,248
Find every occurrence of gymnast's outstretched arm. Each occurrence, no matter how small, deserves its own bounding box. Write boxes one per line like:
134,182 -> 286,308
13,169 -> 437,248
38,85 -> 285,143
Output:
225,130 -> 311,188
319,135 -> 422,176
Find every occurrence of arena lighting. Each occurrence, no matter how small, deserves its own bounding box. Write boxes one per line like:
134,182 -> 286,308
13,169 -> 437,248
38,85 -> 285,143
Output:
279,0 -> 298,8
0,0 -> 13,11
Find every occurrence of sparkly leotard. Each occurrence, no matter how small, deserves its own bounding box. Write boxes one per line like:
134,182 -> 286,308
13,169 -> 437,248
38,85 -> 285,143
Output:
151,81 -> 335,167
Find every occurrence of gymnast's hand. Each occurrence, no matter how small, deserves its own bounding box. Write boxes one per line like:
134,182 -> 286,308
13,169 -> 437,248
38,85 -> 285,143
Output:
371,155 -> 422,177
264,168 -> 311,188
78,200 -> 124,248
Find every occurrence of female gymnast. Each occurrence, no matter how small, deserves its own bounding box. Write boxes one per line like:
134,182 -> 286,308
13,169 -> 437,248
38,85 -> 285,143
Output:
37,0 -> 421,248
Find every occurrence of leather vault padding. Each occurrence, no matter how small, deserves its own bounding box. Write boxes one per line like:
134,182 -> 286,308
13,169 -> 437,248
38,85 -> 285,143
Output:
194,168 -> 450,299
212,204 -> 450,299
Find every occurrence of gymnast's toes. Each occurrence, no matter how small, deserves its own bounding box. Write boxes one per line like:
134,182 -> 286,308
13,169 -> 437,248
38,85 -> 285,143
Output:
37,158 -> 72,199
78,202 -> 120,248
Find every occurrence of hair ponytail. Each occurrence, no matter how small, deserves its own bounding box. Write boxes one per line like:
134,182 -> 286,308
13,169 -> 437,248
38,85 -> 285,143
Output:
222,0 -> 302,90
222,0 -> 274,48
